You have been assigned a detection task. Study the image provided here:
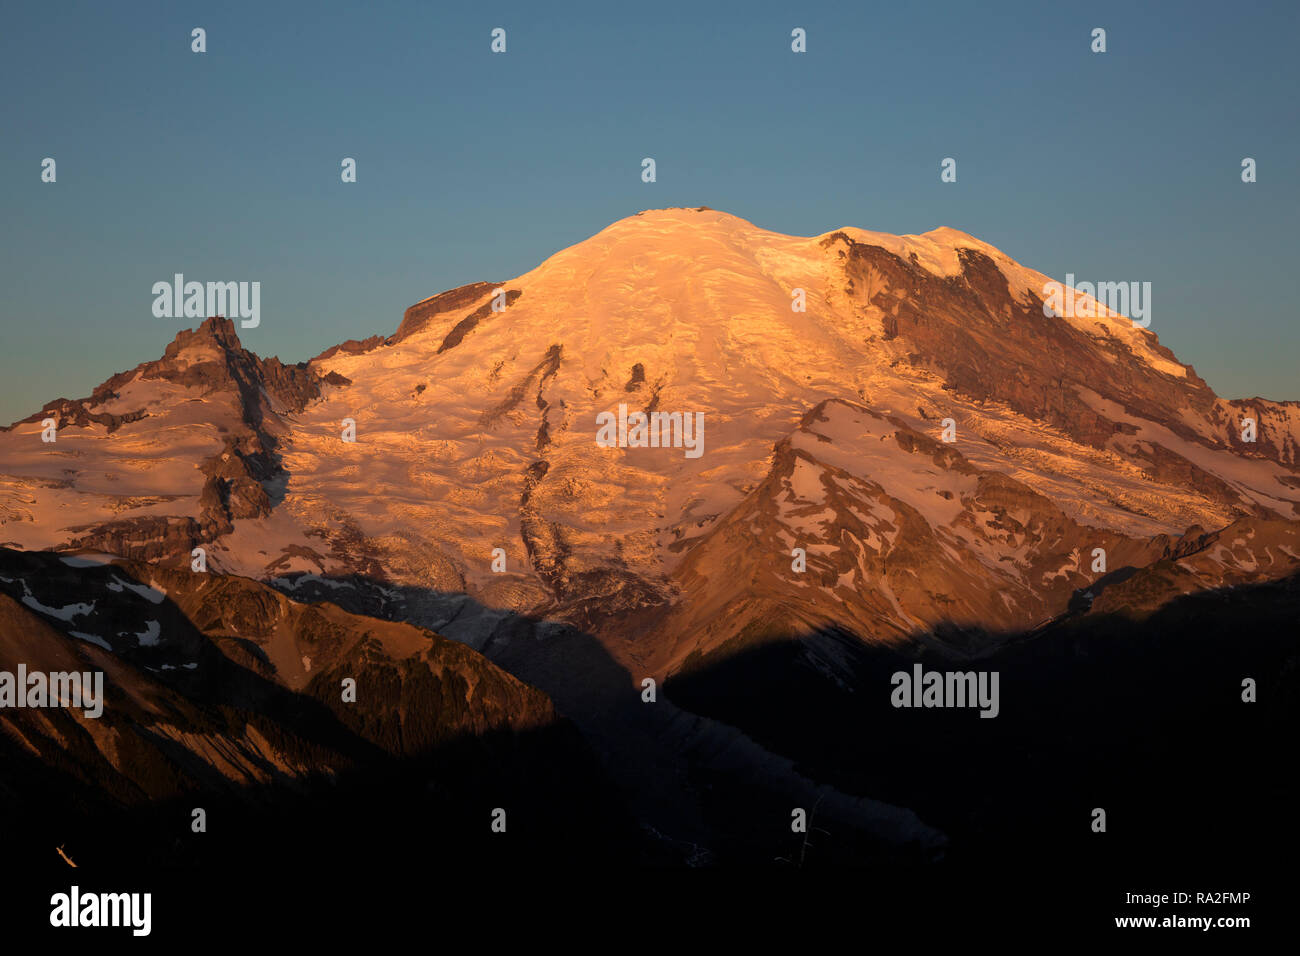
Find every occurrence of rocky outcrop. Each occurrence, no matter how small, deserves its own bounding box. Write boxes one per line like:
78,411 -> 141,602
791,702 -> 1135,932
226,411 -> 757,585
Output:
0,547 -> 562,782
389,280 -> 499,344
2,318 -> 347,560
830,232 -> 1300,494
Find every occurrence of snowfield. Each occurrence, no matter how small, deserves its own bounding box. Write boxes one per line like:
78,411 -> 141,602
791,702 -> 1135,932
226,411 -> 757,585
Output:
2,207 -> 1298,670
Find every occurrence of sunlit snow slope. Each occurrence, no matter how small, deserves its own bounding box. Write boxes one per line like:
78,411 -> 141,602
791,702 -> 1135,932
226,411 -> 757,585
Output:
4,208 -> 1299,675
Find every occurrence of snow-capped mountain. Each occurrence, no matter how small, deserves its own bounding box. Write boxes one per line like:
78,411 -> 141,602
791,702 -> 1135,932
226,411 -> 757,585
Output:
3,207 -> 1298,867
4,208 -> 1296,665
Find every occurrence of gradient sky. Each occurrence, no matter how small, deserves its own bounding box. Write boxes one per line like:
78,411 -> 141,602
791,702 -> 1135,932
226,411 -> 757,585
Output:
2,0 -> 1296,424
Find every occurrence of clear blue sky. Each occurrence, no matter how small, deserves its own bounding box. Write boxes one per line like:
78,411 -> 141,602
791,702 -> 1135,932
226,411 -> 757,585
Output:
2,0 -> 1296,424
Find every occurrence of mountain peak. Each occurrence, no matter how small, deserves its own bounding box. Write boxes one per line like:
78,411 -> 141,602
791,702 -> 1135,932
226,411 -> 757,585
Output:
614,208 -> 989,250
162,316 -> 246,360
559,209 -> 1015,287
604,206 -> 759,232
923,225 -> 983,242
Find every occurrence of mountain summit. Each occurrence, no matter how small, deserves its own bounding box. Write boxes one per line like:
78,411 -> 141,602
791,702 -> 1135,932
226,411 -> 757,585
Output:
2,207 -> 1298,870
2,208 -> 1298,672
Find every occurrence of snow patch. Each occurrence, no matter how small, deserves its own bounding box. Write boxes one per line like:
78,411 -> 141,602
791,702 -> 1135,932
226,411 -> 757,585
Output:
21,591 -> 95,621
134,620 -> 161,646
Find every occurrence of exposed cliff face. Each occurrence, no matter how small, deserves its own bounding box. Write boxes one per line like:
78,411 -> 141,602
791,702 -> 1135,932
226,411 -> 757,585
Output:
390,280 -> 501,344
147,316 -> 324,414
1087,516 -> 1300,617
643,399 -> 1170,676
0,547 -> 561,797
